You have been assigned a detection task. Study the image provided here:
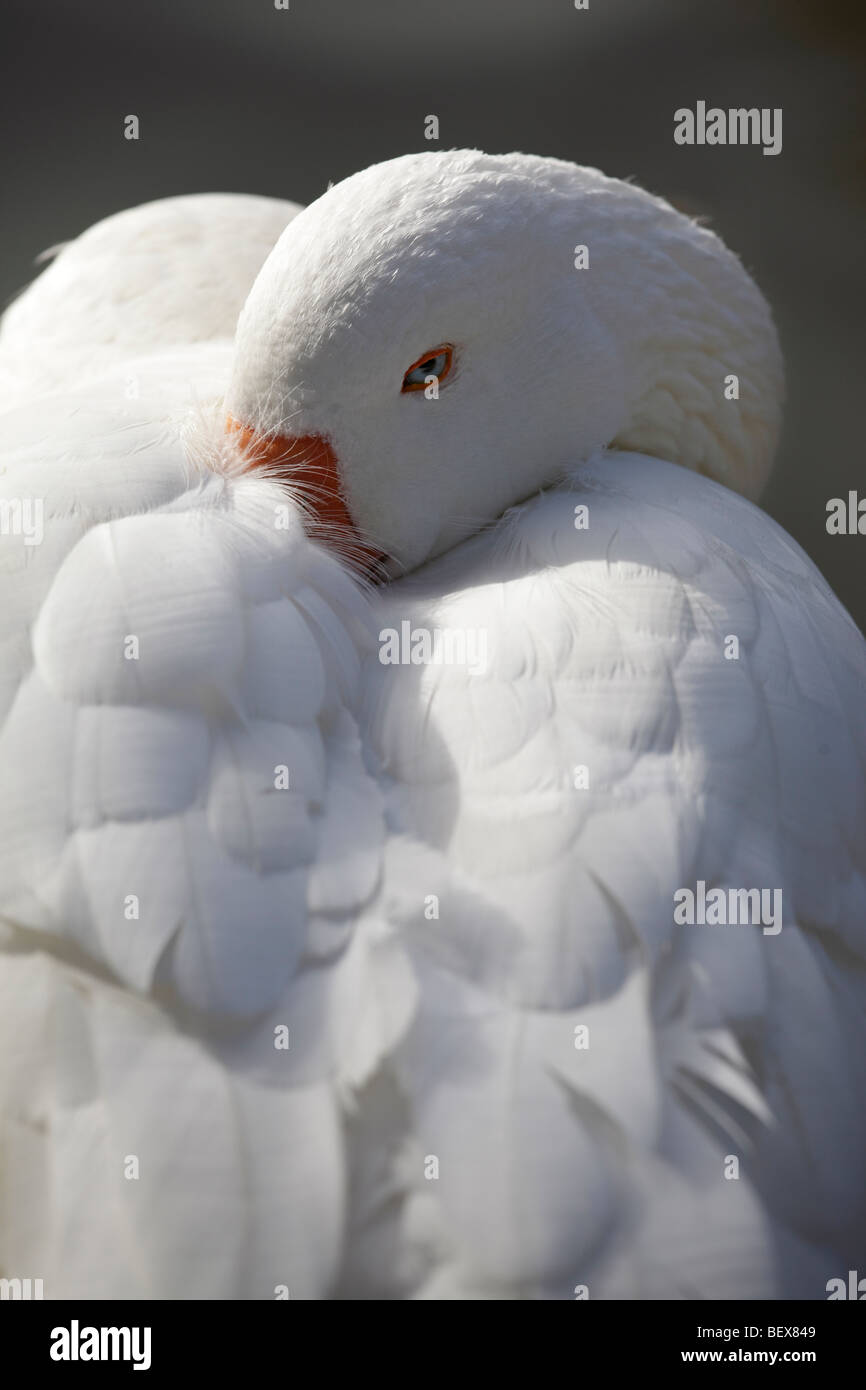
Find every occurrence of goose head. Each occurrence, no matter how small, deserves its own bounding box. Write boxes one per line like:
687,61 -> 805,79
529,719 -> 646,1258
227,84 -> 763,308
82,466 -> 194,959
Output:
226,149 -> 783,574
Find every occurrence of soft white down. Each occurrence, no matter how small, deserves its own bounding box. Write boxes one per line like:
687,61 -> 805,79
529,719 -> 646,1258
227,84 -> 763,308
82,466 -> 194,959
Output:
0,152 -> 863,1300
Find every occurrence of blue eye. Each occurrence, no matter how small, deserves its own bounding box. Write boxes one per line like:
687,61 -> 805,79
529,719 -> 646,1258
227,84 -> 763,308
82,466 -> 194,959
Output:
402,344 -> 454,392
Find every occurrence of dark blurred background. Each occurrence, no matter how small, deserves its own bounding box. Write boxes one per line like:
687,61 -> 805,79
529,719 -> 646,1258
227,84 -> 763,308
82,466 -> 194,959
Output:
2,0 -> 864,626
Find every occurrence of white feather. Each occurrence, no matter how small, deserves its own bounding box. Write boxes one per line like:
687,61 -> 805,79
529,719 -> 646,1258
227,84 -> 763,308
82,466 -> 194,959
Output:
0,168 -> 863,1302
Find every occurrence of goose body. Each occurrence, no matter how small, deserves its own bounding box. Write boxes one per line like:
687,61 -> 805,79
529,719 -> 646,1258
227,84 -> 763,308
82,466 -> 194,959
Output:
0,153 -> 863,1300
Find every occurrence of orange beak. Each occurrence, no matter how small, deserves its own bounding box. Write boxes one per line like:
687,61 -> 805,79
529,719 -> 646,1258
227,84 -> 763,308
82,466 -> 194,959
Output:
226,416 -> 385,573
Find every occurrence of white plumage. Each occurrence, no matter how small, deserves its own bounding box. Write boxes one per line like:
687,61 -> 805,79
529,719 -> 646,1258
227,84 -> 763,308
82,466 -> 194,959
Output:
0,153 -> 863,1300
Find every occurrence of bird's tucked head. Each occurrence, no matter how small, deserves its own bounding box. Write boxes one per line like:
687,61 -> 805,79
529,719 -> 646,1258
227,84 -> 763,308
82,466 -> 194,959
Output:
226,149 -> 783,574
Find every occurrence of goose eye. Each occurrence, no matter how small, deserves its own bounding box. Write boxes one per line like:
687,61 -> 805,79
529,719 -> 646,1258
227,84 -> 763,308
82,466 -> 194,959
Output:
401,344 -> 454,392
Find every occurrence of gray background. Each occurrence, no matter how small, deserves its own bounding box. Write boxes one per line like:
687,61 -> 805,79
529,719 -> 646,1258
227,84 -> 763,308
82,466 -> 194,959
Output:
2,0 -> 863,627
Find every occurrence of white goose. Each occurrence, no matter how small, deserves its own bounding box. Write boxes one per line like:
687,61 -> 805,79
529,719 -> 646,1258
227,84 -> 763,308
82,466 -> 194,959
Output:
0,151 -> 863,1301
